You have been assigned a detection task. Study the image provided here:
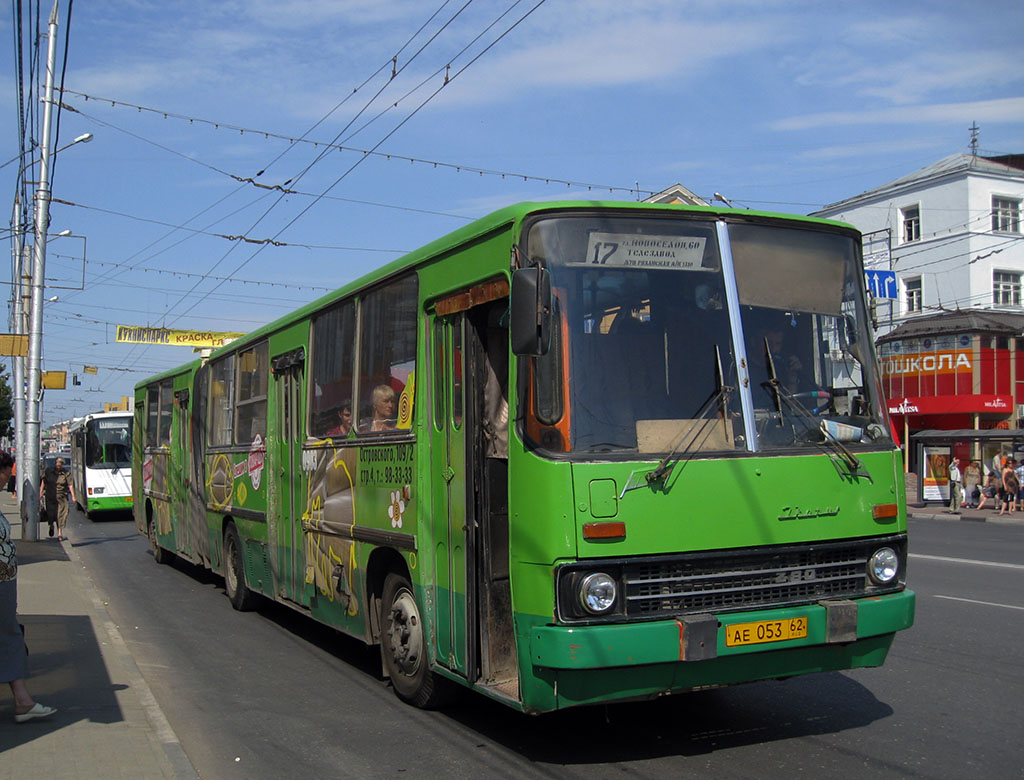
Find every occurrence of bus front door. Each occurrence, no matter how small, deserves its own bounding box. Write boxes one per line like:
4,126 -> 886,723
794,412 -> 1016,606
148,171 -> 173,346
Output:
270,359 -> 309,607
172,392 -> 191,558
430,312 -> 476,680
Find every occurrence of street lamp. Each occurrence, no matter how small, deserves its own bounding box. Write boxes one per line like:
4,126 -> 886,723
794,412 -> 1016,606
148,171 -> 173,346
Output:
11,164 -> 90,518
20,0 -> 89,541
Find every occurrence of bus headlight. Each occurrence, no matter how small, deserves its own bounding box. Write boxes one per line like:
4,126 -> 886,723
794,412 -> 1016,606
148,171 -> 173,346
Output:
578,572 -> 617,614
868,547 -> 899,584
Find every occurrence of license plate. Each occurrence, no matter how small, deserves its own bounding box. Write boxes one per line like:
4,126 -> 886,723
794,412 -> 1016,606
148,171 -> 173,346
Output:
725,616 -> 808,647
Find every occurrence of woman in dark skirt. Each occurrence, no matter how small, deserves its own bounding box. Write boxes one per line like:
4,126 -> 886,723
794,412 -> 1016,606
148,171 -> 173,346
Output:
0,452 -> 57,723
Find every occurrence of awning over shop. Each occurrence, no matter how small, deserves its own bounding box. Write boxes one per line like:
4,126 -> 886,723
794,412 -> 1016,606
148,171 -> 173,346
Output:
910,429 -> 1024,443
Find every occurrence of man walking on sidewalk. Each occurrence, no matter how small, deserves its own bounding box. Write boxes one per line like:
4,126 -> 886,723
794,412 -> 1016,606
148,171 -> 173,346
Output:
948,456 -> 963,514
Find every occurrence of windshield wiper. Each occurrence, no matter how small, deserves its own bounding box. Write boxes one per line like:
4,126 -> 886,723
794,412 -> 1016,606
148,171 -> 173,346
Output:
621,345 -> 732,496
762,341 -> 872,483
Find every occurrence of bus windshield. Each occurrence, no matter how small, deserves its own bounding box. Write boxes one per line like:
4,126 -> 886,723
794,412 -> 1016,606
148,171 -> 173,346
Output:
86,417 -> 133,469
524,213 -> 890,456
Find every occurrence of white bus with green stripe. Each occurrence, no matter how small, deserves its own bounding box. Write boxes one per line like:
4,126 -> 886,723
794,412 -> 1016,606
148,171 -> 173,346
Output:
69,411 -> 134,516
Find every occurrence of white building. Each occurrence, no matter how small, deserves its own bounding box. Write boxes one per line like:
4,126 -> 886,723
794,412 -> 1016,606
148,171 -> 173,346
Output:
812,154 -> 1024,336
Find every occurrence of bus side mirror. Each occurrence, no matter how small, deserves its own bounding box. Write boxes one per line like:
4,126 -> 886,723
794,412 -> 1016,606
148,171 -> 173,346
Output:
510,266 -> 552,356
843,314 -> 864,364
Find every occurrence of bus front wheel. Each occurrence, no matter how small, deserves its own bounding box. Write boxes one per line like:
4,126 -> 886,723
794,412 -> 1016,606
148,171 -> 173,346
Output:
380,572 -> 452,709
224,524 -> 258,611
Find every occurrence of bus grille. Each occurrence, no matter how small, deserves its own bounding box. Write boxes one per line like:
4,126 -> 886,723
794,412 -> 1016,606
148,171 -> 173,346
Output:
623,538 -> 896,617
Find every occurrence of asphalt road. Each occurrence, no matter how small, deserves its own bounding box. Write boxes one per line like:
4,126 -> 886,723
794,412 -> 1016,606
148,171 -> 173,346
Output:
67,508 -> 1024,780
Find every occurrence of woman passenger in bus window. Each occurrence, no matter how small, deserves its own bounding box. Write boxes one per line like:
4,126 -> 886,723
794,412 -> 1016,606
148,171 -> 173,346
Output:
361,385 -> 397,432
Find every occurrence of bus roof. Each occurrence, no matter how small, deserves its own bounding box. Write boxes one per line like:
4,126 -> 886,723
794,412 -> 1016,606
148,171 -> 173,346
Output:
134,200 -> 858,388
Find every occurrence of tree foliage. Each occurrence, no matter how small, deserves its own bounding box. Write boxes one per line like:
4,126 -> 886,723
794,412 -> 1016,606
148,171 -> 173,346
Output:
0,363 -> 13,441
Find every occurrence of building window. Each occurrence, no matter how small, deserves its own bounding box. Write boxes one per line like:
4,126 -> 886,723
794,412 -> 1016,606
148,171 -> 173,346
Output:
992,197 -> 1021,233
900,205 -> 921,243
993,271 -> 1022,306
905,277 -> 922,313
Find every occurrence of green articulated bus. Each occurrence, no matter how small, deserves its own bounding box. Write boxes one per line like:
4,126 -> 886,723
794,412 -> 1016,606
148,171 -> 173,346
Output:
133,201 -> 915,714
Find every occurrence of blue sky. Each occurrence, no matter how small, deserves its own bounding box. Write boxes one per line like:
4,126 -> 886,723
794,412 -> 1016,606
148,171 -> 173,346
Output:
3,0 -> 1023,426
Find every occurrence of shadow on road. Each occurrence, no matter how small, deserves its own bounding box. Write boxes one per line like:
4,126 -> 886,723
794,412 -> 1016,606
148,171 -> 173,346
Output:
145,547 -> 894,764
440,671 -> 893,763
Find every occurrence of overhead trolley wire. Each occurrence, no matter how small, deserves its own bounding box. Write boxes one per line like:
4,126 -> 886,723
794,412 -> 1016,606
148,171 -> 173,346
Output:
168,0 -> 551,323
92,0 -> 482,378
60,86 -> 651,199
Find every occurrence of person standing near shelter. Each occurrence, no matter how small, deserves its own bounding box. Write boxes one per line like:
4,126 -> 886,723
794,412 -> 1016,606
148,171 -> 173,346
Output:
1000,459 -> 1020,516
1011,458 -> 1019,513
0,452 -> 57,723
40,457 -> 76,541
963,460 -> 982,508
948,456 -> 963,513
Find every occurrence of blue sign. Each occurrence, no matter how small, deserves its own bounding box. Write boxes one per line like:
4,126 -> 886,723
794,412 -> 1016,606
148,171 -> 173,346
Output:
865,270 -> 897,299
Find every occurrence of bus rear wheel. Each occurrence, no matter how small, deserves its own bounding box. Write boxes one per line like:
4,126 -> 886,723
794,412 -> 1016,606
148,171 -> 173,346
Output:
149,519 -> 171,565
380,573 -> 452,709
224,524 -> 257,611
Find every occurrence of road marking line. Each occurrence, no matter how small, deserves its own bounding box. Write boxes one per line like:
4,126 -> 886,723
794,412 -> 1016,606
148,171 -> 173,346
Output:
909,553 -> 1024,570
934,595 -> 1024,611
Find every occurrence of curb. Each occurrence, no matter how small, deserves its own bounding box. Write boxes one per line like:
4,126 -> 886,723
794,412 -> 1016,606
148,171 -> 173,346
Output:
908,508 -> 1024,525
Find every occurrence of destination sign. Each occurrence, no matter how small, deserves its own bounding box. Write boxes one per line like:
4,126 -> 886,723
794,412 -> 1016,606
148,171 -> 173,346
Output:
582,233 -> 710,270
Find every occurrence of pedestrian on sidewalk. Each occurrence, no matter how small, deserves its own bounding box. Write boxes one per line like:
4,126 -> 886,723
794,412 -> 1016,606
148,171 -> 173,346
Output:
0,452 -> 57,723
40,457 -> 75,541
5,459 -> 15,499
978,472 -> 999,510
1000,459 -> 1020,516
948,456 -> 963,513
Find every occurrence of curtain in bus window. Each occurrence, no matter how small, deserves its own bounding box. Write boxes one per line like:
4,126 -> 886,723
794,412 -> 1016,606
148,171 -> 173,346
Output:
358,274 -> 418,434
235,342 -> 268,445
146,386 -> 159,447
158,380 -> 174,446
310,300 -> 355,438
209,355 -> 235,447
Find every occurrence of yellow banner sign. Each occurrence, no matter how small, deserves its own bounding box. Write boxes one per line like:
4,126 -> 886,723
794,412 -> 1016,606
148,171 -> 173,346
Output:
83,365 -> 98,374
116,326 -> 244,348
0,333 -> 29,357
42,371 -> 66,389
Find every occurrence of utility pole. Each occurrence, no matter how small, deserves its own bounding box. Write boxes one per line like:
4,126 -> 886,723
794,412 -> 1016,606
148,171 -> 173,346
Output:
10,196 -> 28,505
23,0 -> 61,541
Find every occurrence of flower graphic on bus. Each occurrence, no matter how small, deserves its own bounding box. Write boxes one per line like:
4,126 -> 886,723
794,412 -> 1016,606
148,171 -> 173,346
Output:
388,490 -> 405,529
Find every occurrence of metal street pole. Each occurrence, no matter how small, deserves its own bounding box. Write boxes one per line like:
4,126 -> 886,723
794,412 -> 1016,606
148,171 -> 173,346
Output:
23,0 -> 61,541
10,196 -> 28,507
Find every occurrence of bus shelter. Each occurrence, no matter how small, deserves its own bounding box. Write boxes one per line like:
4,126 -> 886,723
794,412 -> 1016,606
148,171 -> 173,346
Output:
910,428 -> 1024,503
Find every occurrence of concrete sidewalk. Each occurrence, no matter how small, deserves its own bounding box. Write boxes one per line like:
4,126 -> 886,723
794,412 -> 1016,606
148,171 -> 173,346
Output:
0,492 -> 196,779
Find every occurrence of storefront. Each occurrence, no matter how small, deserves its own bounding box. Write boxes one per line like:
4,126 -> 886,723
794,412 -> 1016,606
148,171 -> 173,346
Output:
877,310 -> 1024,474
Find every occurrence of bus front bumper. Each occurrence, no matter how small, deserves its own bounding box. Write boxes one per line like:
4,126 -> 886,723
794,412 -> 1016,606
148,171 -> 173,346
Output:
530,589 -> 915,670
86,495 -> 134,512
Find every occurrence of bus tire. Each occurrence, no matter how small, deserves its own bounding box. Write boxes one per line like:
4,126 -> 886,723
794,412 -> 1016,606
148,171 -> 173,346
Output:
149,519 -> 172,565
380,572 -> 452,709
224,524 -> 258,611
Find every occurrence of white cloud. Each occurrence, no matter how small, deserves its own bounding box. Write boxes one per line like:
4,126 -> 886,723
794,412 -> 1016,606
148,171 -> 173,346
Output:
432,15 -> 783,107
797,138 -> 942,161
771,97 -> 1024,131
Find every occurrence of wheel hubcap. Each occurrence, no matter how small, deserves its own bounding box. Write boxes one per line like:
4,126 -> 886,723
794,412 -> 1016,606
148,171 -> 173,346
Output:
226,538 -> 237,592
388,589 -> 422,676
